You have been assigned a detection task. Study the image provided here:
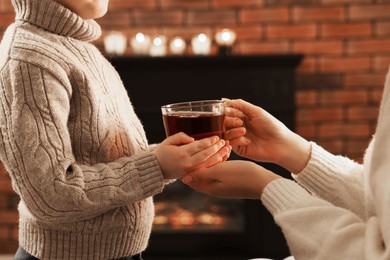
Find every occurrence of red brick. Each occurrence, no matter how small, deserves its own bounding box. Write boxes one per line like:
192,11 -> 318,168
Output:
0,226 -> 8,240
296,57 -> 317,73
347,106 -> 379,121
0,211 -> 18,225
162,27 -> 212,41
349,4 -> 390,20
0,196 -> 6,209
297,73 -> 342,89
295,124 -> 316,139
0,0 -> 14,12
347,139 -> 372,163
373,56 -> 390,72
293,6 -> 345,22
108,0 -> 156,9
344,73 -> 387,88
293,41 -> 343,55
297,107 -> 344,123
316,139 -> 344,156
96,12 -> 132,28
348,39 -> 390,54
320,90 -> 368,105
187,10 -> 236,25
266,24 -> 317,40
376,22 -> 390,36
11,225 -> 18,240
0,14 -> 14,30
0,163 -> 9,178
240,8 -> 289,24
216,26 -> 262,41
319,122 -> 371,138
134,10 -> 184,26
160,0 -> 209,9
296,90 -> 318,106
0,179 -> 13,193
321,0 -> 370,4
268,0 -> 317,4
0,239 -> 18,254
213,0 -> 263,8
370,89 -> 384,104
321,23 -> 372,38
239,41 -> 289,54
319,57 -> 370,73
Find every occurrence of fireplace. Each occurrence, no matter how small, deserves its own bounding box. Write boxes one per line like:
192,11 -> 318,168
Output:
109,54 -> 303,260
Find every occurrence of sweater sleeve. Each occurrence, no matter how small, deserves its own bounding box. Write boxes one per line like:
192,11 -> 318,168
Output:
292,142 -> 366,218
0,60 -> 164,223
261,179 -> 388,260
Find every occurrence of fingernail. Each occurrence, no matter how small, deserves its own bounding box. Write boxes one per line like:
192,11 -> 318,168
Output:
182,176 -> 192,184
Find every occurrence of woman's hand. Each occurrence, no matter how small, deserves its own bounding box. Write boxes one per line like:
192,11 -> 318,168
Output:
182,160 -> 280,199
153,132 -> 231,180
223,98 -> 311,174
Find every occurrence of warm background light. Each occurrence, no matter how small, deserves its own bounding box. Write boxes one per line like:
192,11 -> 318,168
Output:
130,32 -> 151,56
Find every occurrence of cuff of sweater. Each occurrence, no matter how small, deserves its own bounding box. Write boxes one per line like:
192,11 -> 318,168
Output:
134,152 -> 164,197
291,142 -> 340,193
261,178 -> 312,215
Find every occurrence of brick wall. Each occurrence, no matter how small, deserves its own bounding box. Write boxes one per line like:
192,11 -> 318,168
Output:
0,0 -> 389,254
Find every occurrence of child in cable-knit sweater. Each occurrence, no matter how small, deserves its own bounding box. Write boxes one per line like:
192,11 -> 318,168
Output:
0,0 -> 230,259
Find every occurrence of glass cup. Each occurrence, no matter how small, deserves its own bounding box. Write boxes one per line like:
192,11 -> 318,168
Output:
161,100 -> 226,140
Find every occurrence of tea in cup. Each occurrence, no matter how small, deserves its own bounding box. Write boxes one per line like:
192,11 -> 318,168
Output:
161,100 -> 226,140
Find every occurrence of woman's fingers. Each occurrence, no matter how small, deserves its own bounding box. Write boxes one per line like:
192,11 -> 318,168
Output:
225,98 -> 260,116
224,127 -> 246,140
225,116 -> 244,130
228,137 -> 251,147
225,106 -> 245,119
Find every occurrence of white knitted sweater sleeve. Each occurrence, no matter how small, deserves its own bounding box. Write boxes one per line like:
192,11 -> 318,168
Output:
293,142 -> 366,218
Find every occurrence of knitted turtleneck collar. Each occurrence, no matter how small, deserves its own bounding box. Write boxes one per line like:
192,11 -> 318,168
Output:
11,0 -> 102,42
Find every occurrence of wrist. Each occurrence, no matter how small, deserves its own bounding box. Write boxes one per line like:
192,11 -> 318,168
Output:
259,170 -> 281,196
279,134 -> 311,174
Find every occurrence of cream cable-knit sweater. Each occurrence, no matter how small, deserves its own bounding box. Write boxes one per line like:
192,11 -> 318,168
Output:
262,69 -> 390,259
0,0 -> 165,259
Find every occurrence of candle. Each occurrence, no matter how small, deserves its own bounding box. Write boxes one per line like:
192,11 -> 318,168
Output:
130,32 -> 151,56
191,33 -> 211,56
149,35 -> 167,57
103,31 -> 127,56
169,37 -> 186,55
215,28 -> 237,55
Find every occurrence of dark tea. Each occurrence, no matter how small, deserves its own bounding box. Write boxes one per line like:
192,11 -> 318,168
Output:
162,112 -> 226,140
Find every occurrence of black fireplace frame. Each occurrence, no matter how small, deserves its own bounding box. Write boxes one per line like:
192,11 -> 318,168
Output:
109,54 -> 303,260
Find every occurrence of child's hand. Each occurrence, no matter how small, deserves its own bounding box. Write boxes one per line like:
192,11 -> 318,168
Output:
153,132 -> 231,180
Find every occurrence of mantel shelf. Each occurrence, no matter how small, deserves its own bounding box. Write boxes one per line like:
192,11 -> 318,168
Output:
108,54 -> 304,70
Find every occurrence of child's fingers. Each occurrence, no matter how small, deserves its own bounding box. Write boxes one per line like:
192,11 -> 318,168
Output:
184,135 -> 221,155
196,145 -> 231,169
163,132 -> 194,145
190,139 -> 226,164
